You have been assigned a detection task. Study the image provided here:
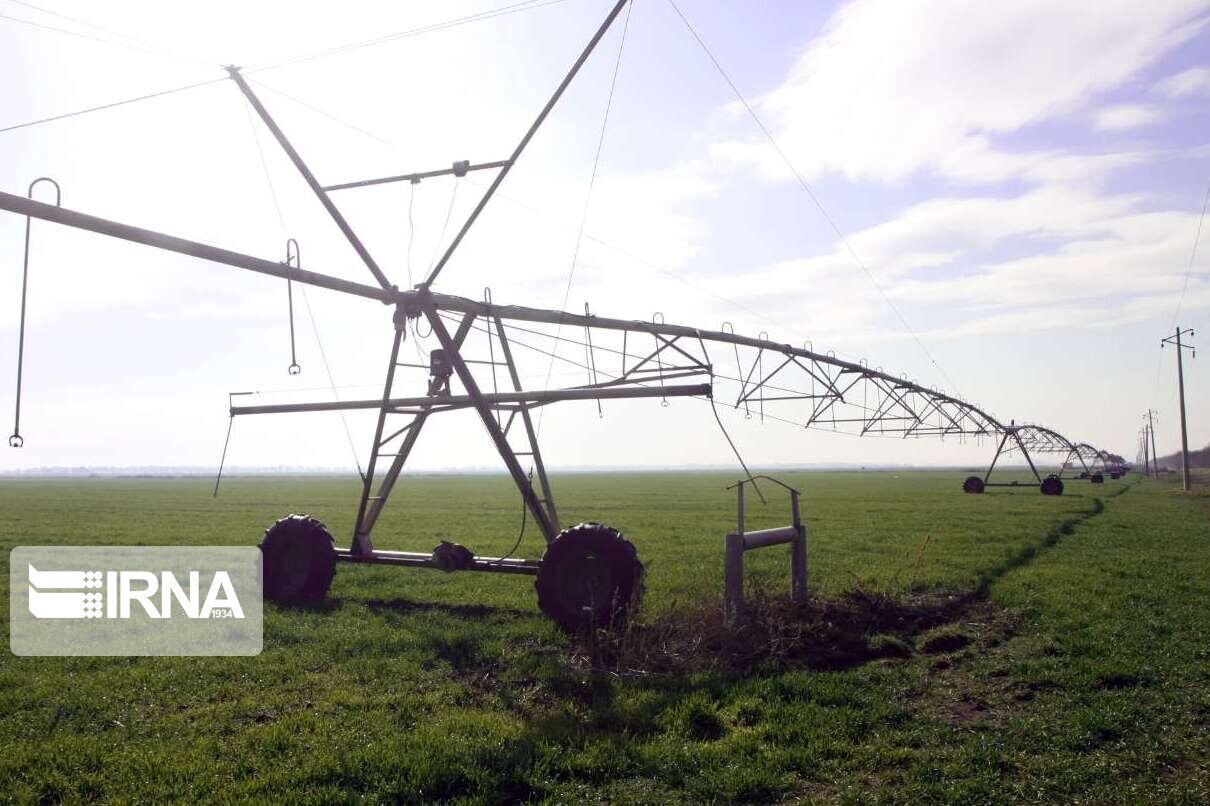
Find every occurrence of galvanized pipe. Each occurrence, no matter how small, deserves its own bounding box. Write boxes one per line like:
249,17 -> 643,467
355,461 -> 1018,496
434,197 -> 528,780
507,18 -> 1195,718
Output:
231,382 -> 712,416
335,548 -> 540,576
0,191 -> 394,302
323,160 -> 511,192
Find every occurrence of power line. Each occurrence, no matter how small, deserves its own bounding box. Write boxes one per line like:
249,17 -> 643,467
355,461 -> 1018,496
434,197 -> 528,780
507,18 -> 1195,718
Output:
664,0 -> 961,397
1172,177 -> 1210,329
1151,176 -> 1210,414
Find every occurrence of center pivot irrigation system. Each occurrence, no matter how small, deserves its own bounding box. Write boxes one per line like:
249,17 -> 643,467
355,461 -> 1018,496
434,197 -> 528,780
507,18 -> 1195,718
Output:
4,0 -> 1122,630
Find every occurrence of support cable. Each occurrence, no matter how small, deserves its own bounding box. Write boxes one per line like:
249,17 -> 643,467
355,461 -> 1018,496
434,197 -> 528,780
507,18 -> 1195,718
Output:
247,0 -> 574,73
0,78 -> 224,135
0,9 -> 210,67
665,0 -> 959,397
213,415 -> 234,497
439,311 -> 965,440
4,0 -> 215,66
536,0 -> 633,433
243,106 -> 365,480
1,0 -> 572,136
248,77 -> 402,150
182,71 -> 871,373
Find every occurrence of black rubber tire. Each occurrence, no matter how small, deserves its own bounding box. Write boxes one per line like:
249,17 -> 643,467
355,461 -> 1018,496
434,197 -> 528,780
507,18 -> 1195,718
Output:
1078,471 -> 1089,479
1109,472 -> 1121,480
962,476 -> 985,494
259,514 -> 336,605
1090,473 -> 1105,484
1040,476 -> 1064,496
535,522 -> 643,632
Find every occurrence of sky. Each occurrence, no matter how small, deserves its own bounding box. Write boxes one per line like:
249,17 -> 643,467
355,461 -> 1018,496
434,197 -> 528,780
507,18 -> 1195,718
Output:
0,0 -> 1207,475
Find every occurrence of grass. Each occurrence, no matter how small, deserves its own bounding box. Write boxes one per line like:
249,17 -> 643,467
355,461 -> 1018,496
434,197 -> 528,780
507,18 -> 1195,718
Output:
0,468 -> 1207,803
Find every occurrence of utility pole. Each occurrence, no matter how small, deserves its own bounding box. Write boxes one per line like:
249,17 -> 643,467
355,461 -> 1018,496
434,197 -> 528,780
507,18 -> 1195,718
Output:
1161,327 -> 1196,491
1140,426 -> 1151,476
1145,409 -> 1159,477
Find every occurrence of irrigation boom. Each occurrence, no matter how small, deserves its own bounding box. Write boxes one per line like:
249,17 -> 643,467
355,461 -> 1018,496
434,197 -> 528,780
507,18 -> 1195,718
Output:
2,0 -> 1123,630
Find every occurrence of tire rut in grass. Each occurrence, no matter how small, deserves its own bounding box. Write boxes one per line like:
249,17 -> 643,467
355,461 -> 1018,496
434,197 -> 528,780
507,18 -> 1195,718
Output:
567,481 -> 1140,679
973,477 -> 1139,593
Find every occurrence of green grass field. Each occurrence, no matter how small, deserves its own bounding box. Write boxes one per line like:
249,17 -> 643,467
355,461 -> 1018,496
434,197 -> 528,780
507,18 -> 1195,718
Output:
1,469 -> 1207,803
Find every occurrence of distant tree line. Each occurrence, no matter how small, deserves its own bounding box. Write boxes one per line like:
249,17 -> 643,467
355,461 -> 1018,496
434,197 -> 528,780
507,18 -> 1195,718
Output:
1153,442 -> 1210,470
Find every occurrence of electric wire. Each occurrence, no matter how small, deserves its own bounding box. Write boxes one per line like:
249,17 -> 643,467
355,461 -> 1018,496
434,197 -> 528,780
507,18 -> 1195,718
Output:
429,180 -> 462,273
405,180 -> 430,364
709,394 -> 764,502
490,469 -> 531,564
665,0 -> 960,398
1171,177 -> 1210,329
1150,175 -> 1210,418
407,180 -> 418,289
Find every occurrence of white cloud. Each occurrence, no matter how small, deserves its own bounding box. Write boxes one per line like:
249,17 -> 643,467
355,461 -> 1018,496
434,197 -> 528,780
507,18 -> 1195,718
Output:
704,185 -> 1210,343
1155,65 -> 1210,96
1093,104 -> 1162,130
714,0 -> 1207,183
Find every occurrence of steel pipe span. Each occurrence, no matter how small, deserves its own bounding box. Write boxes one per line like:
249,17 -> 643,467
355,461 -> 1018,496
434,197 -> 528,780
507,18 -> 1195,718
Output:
0,188 -> 1113,457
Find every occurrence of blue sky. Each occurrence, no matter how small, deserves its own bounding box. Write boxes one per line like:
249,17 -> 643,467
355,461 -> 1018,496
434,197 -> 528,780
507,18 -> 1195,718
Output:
0,0 -> 1207,472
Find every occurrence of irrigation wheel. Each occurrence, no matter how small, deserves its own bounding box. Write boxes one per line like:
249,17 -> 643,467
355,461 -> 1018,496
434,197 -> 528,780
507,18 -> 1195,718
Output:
259,514 -> 337,605
1090,473 -> 1105,484
535,522 -> 643,632
962,475 -> 985,494
1039,476 -> 1064,496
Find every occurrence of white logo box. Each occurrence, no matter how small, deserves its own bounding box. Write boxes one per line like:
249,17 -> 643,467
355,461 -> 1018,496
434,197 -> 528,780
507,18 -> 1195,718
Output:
10,546 -> 262,656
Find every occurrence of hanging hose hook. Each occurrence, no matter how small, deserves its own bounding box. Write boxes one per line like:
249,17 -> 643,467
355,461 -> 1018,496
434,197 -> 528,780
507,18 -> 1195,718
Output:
9,177 -> 61,448
756,331 -> 769,423
284,238 -> 302,375
722,322 -> 751,418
